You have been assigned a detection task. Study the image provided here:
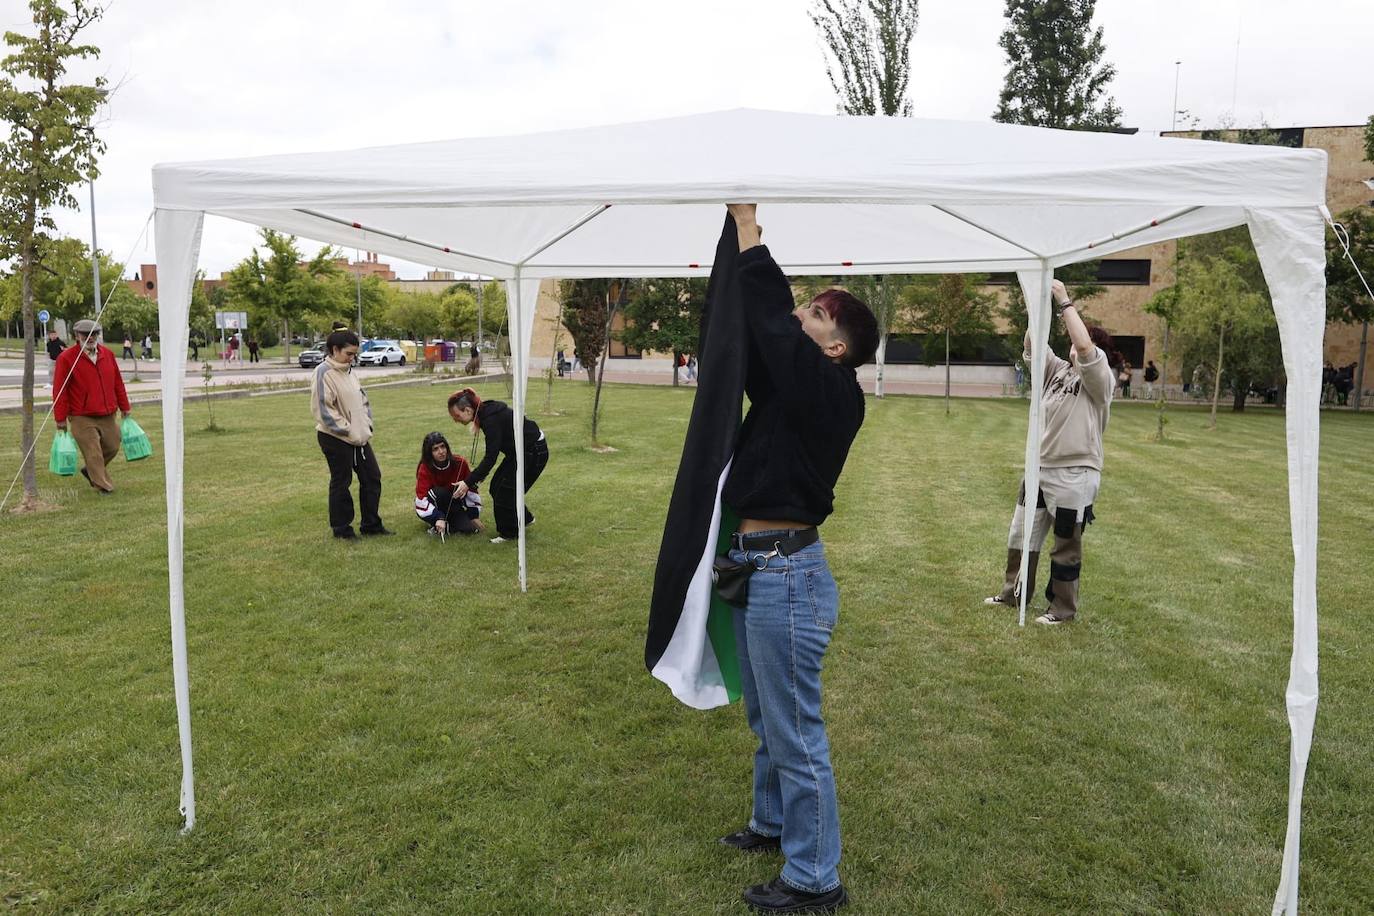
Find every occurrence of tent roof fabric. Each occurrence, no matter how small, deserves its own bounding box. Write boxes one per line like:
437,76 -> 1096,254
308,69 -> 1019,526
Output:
152,108 -> 1327,279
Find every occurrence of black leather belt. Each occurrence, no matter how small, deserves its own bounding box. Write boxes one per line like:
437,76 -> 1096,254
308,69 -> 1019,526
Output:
732,527 -> 819,556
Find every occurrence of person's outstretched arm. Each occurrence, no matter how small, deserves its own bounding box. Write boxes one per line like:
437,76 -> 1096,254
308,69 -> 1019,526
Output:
1053,279 -> 1094,360
727,203 -> 762,252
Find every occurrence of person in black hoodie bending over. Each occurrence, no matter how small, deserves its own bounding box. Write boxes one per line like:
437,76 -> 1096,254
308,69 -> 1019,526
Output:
715,204 -> 877,914
447,387 -> 549,544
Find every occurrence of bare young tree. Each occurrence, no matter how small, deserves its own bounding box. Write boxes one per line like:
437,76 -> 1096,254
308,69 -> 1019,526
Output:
810,0 -> 920,117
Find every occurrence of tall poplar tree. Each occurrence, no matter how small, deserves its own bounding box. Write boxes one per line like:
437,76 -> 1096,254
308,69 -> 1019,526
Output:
993,0 -> 1122,129
0,0 -> 107,511
810,0 -> 920,118
809,1 -> 919,395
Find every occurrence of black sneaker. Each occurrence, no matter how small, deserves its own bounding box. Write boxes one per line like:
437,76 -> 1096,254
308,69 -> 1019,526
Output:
718,827 -> 781,853
742,877 -> 847,913
360,527 -> 396,537
333,528 -> 358,540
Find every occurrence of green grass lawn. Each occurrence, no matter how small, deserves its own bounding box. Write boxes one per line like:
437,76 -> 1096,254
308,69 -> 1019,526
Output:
2,384 -> 1371,914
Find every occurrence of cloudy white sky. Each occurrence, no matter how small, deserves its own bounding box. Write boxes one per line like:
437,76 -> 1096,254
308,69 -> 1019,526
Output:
9,0 -> 1371,280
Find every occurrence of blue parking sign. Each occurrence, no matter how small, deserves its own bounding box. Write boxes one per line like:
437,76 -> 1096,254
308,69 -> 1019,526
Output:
38,309 -> 50,323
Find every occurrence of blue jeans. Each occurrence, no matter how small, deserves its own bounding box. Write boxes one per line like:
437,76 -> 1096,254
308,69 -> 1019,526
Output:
730,534 -> 842,894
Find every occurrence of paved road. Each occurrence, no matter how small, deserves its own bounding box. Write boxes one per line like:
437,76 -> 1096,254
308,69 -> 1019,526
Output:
0,357 -> 416,411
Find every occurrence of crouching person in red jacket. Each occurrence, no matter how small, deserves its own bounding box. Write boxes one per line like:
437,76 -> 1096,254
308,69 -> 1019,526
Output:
415,431 -> 484,538
53,319 -> 131,494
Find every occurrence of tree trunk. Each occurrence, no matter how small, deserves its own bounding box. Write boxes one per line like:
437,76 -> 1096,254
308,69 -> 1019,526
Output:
283,318 -> 292,365
1355,319 -> 1368,412
944,327 -> 952,416
592,354 -> 609,443
591,294 -> 617,442
672,350 -> 680,387
1232,382 -> 1249,412
874,330 -> 888,398
1208,325 -> 1225,429
1154,319 -> 1170,441
19,234 -> 39,508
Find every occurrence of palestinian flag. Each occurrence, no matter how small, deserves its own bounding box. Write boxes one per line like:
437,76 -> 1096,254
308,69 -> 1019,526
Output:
645,215 -> 749,709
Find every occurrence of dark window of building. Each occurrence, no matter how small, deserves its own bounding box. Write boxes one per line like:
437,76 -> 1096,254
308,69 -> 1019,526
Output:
984,259 -> 1150,286
1095,260 -> 1150,284
1112,335 -> 1145,367
883,334 -> 1013,365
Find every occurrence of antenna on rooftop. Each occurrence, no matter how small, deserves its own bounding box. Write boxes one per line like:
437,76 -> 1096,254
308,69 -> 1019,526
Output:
1171,60 -> 1182,131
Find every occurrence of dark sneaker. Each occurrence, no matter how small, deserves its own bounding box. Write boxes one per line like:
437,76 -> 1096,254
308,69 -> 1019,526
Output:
1034,611 -> 1075,625
333,528 -> 358,540
718,827 -> 781,853
743,877 -> 847,913
360,527 -> 396,537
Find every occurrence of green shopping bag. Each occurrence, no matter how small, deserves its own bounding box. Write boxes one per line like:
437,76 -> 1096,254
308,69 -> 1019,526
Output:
121,416 -> 153,462
49,430 -> 79,476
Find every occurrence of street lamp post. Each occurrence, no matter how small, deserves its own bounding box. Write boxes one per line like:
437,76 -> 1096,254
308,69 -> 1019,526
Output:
88,175 -> 102,327
354,250 -> 363,338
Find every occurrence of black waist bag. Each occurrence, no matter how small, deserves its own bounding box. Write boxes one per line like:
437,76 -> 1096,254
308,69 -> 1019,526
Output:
712,554 -> 755,609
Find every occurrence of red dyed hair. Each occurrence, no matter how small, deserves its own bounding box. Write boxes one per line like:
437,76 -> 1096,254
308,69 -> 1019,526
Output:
447,388 -> 483,427
810,288 -> 879,368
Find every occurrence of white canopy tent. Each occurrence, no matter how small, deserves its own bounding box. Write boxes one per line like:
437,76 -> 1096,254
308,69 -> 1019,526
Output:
151,109 -> 1327,913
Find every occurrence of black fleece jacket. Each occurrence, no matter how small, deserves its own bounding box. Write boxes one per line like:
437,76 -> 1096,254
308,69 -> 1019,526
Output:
721,246 -> 865,526
468,399 -> 543,487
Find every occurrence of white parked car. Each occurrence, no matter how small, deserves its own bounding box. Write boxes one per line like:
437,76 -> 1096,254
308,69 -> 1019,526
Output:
357,343 -> 407,366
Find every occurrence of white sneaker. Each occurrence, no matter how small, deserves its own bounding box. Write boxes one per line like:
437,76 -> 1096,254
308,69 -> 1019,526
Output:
1034,612 -> 1073,625
489,536 -> 508,544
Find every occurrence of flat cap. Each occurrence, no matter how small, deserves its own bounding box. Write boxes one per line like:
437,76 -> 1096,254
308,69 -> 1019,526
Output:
73,319 -> 100,334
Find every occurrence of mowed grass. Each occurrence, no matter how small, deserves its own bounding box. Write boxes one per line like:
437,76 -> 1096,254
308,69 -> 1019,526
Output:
2,382 -> 1371,914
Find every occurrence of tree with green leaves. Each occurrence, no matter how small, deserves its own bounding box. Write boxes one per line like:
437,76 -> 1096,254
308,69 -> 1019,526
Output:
188,273 -> 215,348
0,235 -> 125,329
98,282 -> 156,375
224,229 -> 341,365
998,261 -> 1105,366
384,291 -> 443,342
1168,245 -> 1278,426
902,274 -> 997,413
618,277 -> 707,386
1364,114 -> 1373,165
556,278 -> 627,441
323,270 -> 389,339
992,0 -> 1122,129
1326,206 -> 1374,410
557,278 -> 613,384
438,285 -> 478,341
0,0 -> 107,510
810,0 -> 920,117
842,274 -> 915,397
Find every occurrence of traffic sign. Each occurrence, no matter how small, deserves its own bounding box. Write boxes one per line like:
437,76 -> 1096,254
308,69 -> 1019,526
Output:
37,309 -> 50,323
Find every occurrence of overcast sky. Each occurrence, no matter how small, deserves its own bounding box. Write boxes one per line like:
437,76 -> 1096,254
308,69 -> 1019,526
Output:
9,0 -> 1371,281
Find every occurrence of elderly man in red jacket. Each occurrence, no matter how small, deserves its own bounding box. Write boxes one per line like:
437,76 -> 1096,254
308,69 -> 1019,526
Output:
53,319 -> 132,494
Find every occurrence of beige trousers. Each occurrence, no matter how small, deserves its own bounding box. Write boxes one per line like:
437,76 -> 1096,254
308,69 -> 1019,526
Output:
69,413 -> 121,492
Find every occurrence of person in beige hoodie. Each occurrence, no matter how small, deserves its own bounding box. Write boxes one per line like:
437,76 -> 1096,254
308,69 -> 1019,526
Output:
312,329 -> 393,539
985,279 -> 1115,624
